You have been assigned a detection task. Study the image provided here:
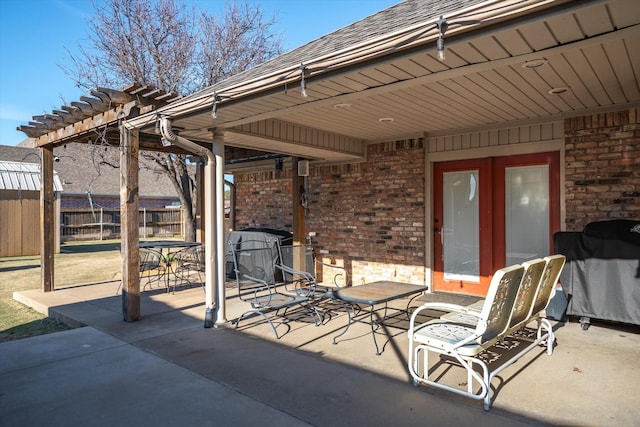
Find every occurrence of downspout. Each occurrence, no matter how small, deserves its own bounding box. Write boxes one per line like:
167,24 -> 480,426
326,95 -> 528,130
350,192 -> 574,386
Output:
160,118 -> 226,328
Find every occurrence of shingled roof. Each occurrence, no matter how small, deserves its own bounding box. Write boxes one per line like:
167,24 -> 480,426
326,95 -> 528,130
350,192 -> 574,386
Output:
187,0 -> 486,100
0,144 -> 180,198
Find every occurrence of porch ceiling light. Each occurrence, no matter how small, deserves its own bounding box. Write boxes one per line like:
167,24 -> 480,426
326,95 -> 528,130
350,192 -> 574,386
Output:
522,59 -> 547,69
548,87 -> 569,95
333,103 -> 351,109
378,117 -> 394,123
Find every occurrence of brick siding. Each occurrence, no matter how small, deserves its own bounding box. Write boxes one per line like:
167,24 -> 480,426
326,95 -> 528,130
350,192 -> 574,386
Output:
232,108 -> 640,286
564,108 -> 640,231
234,138 -> 426,285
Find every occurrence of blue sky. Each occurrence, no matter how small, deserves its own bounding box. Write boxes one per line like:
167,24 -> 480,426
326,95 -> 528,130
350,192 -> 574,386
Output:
0,0 -> 399,146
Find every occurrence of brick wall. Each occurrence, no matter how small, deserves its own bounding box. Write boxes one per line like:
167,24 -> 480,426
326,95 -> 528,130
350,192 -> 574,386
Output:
233,138 -> 426,285
564,108 -> 640,231
234,170 -> 293,230
232,111 -> 640,285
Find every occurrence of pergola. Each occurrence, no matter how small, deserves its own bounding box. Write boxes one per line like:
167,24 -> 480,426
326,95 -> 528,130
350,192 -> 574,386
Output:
18,83 -> 308,325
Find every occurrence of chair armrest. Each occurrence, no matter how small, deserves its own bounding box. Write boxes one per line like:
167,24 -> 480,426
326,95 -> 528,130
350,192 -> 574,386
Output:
315,260 -> 349,288
409,302 -> 488,352
408,302 -> 476,334
274,264 -> 317,297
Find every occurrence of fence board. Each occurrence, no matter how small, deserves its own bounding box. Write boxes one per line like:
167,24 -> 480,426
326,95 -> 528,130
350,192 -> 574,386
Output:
60,207 -> 183,241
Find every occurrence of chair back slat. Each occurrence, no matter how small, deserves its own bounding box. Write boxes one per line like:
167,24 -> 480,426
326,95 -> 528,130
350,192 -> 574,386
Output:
230,239 -> 278,286
476,264 -> 524,343
509,258 -> 547,328
531,254 -> 566,315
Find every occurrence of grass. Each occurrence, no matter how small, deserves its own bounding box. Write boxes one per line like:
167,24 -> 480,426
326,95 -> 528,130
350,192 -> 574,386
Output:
0,240 -> 123,343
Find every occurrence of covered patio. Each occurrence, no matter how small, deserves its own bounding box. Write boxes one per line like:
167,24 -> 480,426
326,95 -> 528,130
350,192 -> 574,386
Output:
18,0 -> 640,327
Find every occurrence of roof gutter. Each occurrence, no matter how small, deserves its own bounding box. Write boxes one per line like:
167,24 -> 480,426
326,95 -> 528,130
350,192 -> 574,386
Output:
160,117 -> 227,328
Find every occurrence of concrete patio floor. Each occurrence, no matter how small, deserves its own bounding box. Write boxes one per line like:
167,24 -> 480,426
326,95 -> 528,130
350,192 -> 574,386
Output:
3,280 -> 639,426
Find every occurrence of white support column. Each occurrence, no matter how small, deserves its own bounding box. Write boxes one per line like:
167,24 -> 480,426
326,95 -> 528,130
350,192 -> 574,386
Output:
203,142 -> 216,327
212,131 -> 227,327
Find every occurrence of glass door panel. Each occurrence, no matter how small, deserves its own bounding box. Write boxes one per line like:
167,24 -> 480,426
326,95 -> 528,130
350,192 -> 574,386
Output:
443,171 -> 480,282
505,165 -> 549,265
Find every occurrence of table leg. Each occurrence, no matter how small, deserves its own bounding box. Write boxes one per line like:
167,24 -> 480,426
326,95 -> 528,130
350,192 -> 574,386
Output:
332,301 -> 357,344
369,305 -> 382,355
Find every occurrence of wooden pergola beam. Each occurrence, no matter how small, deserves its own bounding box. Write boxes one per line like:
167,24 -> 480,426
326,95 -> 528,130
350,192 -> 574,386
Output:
30,102 -> 138,147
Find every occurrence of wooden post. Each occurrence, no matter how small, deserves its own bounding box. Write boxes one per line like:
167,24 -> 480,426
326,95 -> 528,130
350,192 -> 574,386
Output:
40,146 -> 54,292
120,126 -> 140,322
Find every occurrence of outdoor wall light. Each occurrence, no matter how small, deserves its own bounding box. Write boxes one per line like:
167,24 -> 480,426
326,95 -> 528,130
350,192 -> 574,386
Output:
436,35 -> 446,61
432,15 -> 481,62
300,64 -> 308,98
211,92 -> 221,119
435,16 -> 448,62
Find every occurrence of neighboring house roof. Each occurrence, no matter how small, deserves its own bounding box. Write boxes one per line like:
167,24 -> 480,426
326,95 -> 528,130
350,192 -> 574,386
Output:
0,160 -> 64,192
0,144 -> 181,198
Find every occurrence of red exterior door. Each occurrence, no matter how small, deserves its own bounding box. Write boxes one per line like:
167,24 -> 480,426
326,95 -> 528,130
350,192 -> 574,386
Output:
433,152 -> 560,296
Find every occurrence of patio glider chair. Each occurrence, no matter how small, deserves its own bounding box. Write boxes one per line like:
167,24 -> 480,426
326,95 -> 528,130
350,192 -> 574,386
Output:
230,239 -> 321,339
407,255 -> 566,410
440,254 -> 566,353
171,244 -> 205,293
407,264 -> 524,411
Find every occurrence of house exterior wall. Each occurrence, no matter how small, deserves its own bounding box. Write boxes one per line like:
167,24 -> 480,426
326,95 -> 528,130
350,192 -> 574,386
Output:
235,171 -> 294,231
564,108 -> 640,231
231,108 -> 639,287
234,138 -> 426,286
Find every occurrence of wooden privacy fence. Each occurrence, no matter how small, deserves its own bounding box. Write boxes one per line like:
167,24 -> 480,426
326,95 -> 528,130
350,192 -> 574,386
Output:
61,207 -> 184,241
0,190 -> 57,257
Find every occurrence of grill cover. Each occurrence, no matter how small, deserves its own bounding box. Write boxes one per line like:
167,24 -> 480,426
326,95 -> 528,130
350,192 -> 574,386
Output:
554,220 -> 640,326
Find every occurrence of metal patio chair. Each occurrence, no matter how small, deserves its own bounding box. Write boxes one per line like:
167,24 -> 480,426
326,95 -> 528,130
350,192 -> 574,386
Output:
139,247 -> 169,291
171,244 -> 205,293
230,239 -> 320,339
276,243 -> 353,318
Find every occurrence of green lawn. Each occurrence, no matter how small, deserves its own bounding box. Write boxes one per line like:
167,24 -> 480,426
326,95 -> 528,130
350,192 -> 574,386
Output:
0,240 -> 122,342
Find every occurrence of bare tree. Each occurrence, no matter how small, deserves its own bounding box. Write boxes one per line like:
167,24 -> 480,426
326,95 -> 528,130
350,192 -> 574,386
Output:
62,0 -> 282,241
